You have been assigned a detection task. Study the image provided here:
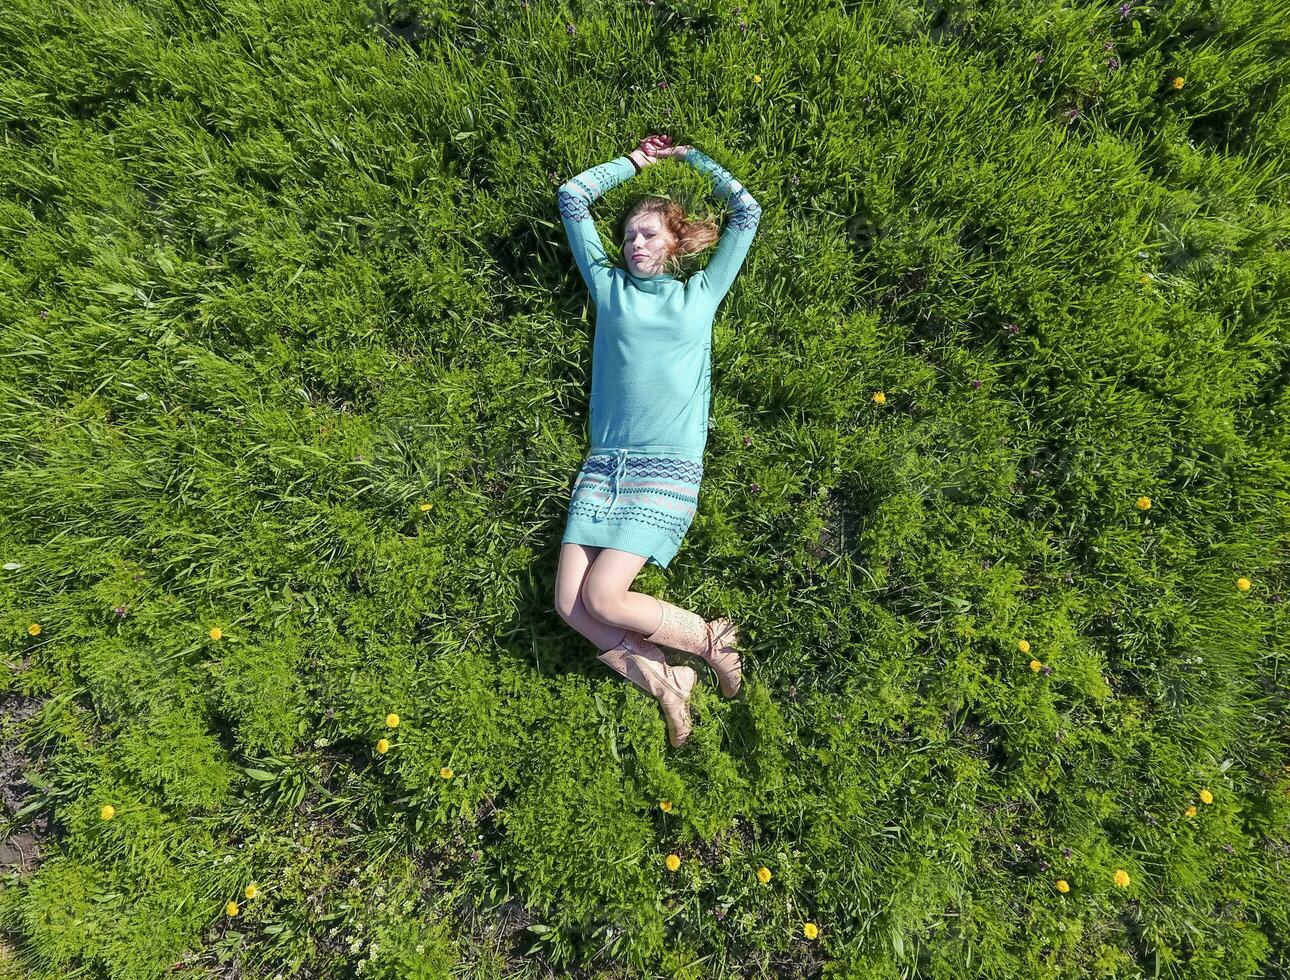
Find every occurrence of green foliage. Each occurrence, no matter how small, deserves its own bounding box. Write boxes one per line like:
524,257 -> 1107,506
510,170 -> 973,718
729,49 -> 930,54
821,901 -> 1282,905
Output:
1,0 -> 1287,976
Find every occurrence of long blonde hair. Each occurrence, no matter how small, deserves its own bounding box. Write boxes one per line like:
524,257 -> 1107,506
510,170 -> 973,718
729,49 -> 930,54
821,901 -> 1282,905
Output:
618,194 -> 720,277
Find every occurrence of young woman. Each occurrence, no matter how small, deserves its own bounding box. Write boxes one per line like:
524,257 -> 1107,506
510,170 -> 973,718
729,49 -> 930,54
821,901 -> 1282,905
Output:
553,134 -> 763,747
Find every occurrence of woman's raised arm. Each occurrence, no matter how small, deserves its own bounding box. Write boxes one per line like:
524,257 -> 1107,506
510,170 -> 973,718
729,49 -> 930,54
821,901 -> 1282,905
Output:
557,154 -> 644,309
682,147 -> 762,304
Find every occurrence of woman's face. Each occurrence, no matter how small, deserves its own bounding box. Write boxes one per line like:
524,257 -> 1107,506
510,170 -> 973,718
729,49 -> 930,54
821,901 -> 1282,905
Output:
623,212 -> 674,277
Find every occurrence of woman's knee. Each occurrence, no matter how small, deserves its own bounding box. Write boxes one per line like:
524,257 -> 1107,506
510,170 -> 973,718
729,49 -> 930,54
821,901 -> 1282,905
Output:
580,579 -> 620,623
555,543 -> 600,623
554,575 -> 585,623
554,587 -> 578,623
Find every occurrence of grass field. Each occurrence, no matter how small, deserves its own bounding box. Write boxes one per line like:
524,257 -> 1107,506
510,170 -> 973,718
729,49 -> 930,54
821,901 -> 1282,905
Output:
1,0 -> 1288,976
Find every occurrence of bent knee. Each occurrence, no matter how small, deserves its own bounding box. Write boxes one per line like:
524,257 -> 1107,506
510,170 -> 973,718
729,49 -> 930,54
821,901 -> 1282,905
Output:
554,587 -> 579,624
580,582 -> 620,622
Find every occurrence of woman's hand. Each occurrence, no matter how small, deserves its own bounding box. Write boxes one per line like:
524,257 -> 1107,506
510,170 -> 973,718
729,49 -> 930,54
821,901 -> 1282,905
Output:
630,134 -> 692,168
648,135 -> 692,160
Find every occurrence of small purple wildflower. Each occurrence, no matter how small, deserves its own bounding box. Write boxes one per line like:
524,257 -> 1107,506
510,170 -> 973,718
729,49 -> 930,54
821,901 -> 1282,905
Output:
1118,2 -> 1132,17
1042,665 -> 1053,675
971,378 -> 982,389
1108,56 -> 1120,70
657,80 -> 668,90
566,22 -> 576,35
739,19 -> 748,32
39,309 -> 49,319
1034,52 -> 1045,65
1006,322 -> 1020,335
1222,842 -> 1234,853
1063,847 -> 1074,859
1104,40 -> 1115,51
1145,813 -> 1158,826
1064,572 -> 1074,584
1064,107 -> 1081,122
790,174 -> 800,185
862,94 -> 873,106
743,435 -> 753,447
749,482 -> 761,494
113,606 -> 127,617
981,558 -> 992,569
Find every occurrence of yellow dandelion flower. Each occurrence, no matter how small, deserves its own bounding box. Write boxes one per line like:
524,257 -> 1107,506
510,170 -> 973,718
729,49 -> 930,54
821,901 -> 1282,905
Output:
1029,659 -> 1043,672
1138,275 -> 1151,285
1198,788 -> 1213,805
659,800 -> 672,812
1172,76 -> 1184,89
209,627 -> 222,640
803,922 -> 819,939
753,74 -> 762,84
244,884 -> 258,900
27,623 -> 41,636
872,391 -> 886,404
1185,804 -> 1197,818
376,738 -> 390,754
1113,869 -> 1130,888
1136,496 -> 1152,510
226,900 -> 239,916
385,713 -> 400,728
1236,577 -> 1251,591
1055,879 -> 1070,893
440,766 -> 453,779
665,853 -> 681,872
757,866 -> 772,884
419,503 -> 434,511
100,804 -> 115,821
1017,639 -> 1031,654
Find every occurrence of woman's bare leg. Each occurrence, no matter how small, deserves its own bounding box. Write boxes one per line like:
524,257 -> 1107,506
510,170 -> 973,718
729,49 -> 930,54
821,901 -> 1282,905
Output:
554,543 -> 637,649
572,548 -> 744,700
578,548 -> 667,636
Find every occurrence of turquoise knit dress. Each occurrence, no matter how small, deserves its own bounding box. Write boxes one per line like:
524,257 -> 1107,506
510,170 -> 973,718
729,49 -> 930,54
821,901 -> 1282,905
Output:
557,148 -> 762,568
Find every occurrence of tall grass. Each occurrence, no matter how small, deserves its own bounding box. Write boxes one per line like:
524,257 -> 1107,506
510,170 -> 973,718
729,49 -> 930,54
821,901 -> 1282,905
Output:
0,0 -> 1287,976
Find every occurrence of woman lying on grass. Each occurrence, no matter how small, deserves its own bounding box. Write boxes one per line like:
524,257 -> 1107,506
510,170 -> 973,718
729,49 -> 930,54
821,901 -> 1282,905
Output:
554,133 -> 763,747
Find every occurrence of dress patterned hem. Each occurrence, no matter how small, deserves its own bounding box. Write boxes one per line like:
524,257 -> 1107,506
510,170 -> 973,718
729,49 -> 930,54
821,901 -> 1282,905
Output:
561,449 -> 704,569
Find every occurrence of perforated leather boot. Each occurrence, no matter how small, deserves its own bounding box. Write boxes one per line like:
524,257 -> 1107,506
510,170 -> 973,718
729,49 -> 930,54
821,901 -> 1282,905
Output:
644,601 -> 743,698
597,630 -> 699,748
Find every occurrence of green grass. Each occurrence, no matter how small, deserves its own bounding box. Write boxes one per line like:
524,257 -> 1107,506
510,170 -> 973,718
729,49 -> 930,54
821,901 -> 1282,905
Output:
0,0 -> 1287,976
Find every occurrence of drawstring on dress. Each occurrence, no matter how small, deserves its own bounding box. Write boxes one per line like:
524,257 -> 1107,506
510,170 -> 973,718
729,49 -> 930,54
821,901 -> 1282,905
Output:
594,449 -> 630,523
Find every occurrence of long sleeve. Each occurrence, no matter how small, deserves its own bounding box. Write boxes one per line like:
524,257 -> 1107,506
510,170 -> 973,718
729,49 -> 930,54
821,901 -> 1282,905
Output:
685,148 -> 762,305
557,156 -> 638,310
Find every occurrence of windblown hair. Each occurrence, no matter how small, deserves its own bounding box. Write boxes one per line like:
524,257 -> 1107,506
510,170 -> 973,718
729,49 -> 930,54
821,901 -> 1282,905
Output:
617,194 -> 721,277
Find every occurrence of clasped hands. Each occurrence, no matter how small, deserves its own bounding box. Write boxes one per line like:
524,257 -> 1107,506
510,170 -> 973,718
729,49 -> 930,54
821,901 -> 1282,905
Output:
628,134 -> 692,170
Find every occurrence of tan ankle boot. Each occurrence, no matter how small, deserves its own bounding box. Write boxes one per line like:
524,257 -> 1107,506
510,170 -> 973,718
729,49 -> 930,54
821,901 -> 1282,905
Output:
597,631 -> 699,748
644,601 -> 743,698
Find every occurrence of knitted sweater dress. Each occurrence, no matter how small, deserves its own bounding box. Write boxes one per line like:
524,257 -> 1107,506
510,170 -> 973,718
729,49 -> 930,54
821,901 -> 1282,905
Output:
557,148 -> 762,568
